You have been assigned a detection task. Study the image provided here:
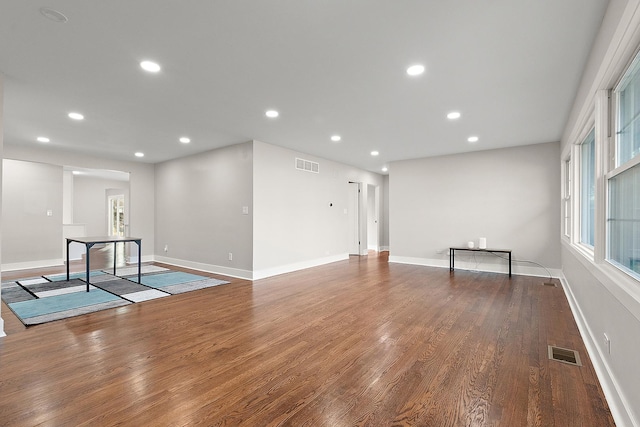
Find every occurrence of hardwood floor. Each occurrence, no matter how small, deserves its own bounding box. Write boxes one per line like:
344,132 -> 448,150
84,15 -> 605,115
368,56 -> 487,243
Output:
0,252 -> 614,426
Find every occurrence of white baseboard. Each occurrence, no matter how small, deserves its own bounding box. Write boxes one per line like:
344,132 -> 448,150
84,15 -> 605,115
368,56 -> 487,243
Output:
154,254 -> 349,281
1,255 -> 156,273
561,275 -> 638,427
379,246 -> 390,252
0,317 -> 5,337
1,259 -> 64,272
388,255 -> 562,278
252,253 -> 349,280
128,255 -> 154,264
153,255 -> 253,280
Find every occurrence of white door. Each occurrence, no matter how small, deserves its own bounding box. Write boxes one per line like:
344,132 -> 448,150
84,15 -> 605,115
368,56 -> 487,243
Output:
108,195 -> 125,237
367,184 -> 379,251
347,182 -> 360,255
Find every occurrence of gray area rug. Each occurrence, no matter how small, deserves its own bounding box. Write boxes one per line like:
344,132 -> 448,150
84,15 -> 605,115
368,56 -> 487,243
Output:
96,279 -> 153,296
1,266 -> 230,326
1,282 -> 35,303
106,265 -> 170,277
20,300 -> 132,326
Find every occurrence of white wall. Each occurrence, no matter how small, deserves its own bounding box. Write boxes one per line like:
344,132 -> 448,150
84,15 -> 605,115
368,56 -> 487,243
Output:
389,142 -> 561,277
252,140 -> 384,278
3,144 -> 156,262
2,159 -> 63,268
73,176 -> 129,237
559,1 -> 640,426
154,142 -> 253,279
561,246 -> 640,427
0,74 -> 4,336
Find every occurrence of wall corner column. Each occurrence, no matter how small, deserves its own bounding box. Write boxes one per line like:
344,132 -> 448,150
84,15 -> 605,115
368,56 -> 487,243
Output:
0,73 -> 6,337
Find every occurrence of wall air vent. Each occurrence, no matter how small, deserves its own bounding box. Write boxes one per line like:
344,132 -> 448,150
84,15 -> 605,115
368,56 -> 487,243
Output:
295,157 -> 320,174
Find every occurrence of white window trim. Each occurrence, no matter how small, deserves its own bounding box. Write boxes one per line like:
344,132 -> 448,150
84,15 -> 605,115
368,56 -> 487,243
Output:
606,57 -> 640,282
594,90 -> 610,263
605,152 -> 640,179
576,125 -> 597,257
562,155 -> 572,240
559,0 -> 640,324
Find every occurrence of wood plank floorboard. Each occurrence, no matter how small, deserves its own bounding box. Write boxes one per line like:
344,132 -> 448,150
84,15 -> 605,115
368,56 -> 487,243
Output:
0,252 -> 615,426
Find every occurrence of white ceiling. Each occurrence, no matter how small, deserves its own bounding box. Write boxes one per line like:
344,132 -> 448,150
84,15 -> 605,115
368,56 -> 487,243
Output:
0,1 -> 609,173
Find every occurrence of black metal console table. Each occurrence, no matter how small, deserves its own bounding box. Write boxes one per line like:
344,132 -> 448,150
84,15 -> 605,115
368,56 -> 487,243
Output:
449,247 -> 512,277
66,236 -> 142,291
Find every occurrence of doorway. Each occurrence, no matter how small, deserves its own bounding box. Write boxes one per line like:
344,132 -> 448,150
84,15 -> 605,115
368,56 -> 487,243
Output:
108,194 -> 125,237
347,182 -> 360,255
367,184 -> 379,252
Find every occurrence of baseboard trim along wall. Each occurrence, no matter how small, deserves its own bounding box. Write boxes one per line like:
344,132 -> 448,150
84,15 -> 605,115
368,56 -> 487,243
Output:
153,254 -> 349,281
252,253 -> 349,280
153,255 -> 253,280
388,255 -> 562,279
1,255 -> 156,273
1,258 -> 64,272
561,274 -> 637,427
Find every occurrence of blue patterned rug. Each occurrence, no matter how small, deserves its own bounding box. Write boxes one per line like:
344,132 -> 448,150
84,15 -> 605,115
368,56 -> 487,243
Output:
1,266 -> 230,326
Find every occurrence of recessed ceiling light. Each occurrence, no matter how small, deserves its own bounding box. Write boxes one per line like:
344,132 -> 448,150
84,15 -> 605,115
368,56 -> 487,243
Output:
371,151 -> 379,156
468,136 -> 479,143
406,64 -> 425,76
331,135 -> 341,142
382,167 -> 388,172
447,111 -> 461,120
179,137 -> 191,144
140,61 -> 161,73
265,110 -> 279,118
135,152 -> 144,158
68,112 -> 84,120
37,136 -> 50,143
72,170 -> 82,175
39,7 -> 68,23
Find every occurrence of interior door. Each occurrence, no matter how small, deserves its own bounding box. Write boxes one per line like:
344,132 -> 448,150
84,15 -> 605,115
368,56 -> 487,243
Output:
348,182 -> 360,255
108,194 -> 125,237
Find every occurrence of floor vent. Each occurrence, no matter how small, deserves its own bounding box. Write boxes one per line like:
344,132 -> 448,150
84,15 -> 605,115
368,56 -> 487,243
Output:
543,281 -> 557,287
548,345 -> 582,366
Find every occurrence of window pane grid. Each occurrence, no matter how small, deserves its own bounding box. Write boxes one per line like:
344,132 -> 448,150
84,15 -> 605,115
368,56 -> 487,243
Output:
616,63 -> 640,166
610,51 -> 640,280
608,164 -> 640,276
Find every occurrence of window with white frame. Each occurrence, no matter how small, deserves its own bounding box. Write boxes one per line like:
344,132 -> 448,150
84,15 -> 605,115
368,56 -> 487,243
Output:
580,129 -> 595,248
610,53 -> 640,278
563,157 -> 572,237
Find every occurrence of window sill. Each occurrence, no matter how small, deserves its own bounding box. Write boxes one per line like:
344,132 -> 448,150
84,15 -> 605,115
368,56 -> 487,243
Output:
573,241 -> 595,261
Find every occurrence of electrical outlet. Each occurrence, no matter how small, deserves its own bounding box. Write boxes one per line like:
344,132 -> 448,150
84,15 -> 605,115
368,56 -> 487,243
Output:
164,244 -> 168,252
604,333 -> 611,354
228,252 -> 233,261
